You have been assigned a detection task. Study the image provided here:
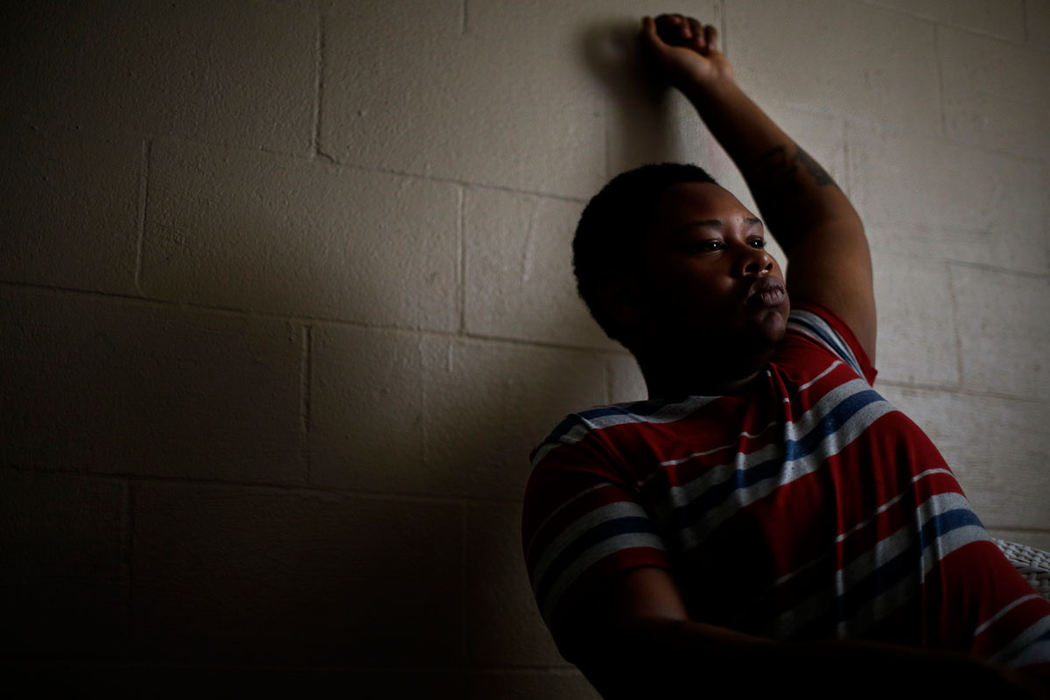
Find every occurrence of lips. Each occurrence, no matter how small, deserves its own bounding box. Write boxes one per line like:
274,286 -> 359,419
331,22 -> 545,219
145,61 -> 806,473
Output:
746,278 -> 787,308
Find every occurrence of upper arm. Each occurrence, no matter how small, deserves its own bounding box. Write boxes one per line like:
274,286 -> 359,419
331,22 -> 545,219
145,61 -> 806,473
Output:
741,143 -> 877,360
782,218 -> 877,362
551,566 -> 690,690
554,566 -> 767,698
553,566 -> 690,656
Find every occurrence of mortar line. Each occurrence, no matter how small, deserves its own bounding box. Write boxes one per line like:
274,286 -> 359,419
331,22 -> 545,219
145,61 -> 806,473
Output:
300,324 -> 313,483
718,0 -> 729,57
933,24 -> 948,137
1023,0 -> 1032,44
461,0 -> 468,34
602,89 -> 610,180
458,185 -> 467,334
35,660 -> 580,673
133,139 -> 152,296
0,278 -> 634,353
312,13 -> 325,158
117,132 -> 594,203
108,471 -> 527,506
125,478 -> 136,652
460,501 -> 469,669
945,264 -> 966,389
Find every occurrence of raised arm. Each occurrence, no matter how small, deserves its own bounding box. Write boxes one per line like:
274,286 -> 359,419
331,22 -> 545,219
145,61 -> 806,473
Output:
640,14 -> 877,360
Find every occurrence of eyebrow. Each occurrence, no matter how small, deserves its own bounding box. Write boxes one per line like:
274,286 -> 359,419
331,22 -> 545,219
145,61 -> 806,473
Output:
679,217 -> 764,230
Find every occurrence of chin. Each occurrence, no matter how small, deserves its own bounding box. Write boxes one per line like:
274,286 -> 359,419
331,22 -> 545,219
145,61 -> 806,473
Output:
747,306 -> 789,346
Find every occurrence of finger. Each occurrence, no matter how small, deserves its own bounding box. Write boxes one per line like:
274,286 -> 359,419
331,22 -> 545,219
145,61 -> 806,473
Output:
654,13 -> 689,44
704,24 -> 720,53
641,15 -> 667,49
641,15 -> 656,39
687,17 -> 706,51
674,14 -> 693,41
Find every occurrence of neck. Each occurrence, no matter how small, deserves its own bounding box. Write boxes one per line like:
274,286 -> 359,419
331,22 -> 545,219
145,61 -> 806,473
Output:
636,342 -> 775,399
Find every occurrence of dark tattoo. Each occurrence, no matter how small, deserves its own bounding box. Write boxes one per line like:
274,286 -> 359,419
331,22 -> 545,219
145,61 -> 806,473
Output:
755,145 -> 838,189
749,145 -> 840,237
796,147 -> 835,186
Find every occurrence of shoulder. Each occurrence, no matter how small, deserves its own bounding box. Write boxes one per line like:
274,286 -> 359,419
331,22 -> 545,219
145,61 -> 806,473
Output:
783,301 -> 877,385
529,397 -> 720,467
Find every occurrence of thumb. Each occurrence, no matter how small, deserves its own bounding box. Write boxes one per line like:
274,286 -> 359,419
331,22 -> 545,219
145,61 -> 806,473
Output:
640,16 -> 663,48
640,15 -> 673,58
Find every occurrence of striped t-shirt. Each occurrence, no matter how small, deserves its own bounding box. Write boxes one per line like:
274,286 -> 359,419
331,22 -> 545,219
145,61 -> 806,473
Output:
522,303 -> 1050,672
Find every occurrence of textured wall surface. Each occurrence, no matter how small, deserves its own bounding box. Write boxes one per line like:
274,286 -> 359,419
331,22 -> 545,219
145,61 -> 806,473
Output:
2,0 -> 1048,695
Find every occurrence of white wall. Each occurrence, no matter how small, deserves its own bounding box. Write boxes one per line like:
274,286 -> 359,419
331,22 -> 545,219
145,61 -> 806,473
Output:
2,0 -> 1048,695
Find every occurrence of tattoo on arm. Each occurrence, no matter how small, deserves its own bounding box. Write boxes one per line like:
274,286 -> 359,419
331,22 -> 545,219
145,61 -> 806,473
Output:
748,144 -> 841,238
796,147 -> 835,186
755,145 -> 837,188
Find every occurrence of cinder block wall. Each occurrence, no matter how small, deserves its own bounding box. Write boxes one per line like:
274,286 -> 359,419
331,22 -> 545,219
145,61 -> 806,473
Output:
2,0 -> 1047,695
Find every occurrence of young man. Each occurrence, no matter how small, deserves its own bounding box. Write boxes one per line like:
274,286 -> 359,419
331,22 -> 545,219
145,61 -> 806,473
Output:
522,14 -> 1050,699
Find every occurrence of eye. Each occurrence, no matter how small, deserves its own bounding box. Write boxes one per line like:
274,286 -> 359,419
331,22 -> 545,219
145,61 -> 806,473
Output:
748,238 -> 766,249
686,239 -> 725,253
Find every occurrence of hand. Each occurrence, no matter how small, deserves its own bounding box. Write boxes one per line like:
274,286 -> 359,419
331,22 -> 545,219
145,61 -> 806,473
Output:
640,14 -> 734,93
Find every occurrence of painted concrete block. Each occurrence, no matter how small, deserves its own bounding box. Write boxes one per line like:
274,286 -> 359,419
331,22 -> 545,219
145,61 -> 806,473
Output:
583,0 -> 720,178
607,352 -> 647,404
313,328 -> 604,500
3,1 -> 315,154
0,288 -> 303,482
423,338 -> 608,499
467,671 -> 600,700
132,482 -> 463,665
320,0 -> 615,198
0,118 -> 141,294
949,264 -> 1050,399
0,469 -> 127,655
880,385 -> 1050,529
1029,0 -> 1050,48
868,0 -> 1025,41
464,187 -> 614,349
466,502 -> 565,668
141,140 -> 459,330
847,125 -> 1048,274
608,87 -> 739,194
871,253 -> 960,386
309,324 -> 427,492
726,0 -> 941,133
939,26 -> 1050,160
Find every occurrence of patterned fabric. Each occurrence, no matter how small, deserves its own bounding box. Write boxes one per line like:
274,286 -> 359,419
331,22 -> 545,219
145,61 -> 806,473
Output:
995,539 -> 1050,602
522,303 -> 1050,671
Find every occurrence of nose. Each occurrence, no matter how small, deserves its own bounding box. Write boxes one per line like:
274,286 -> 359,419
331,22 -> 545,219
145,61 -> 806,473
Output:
736,245 -> 774,277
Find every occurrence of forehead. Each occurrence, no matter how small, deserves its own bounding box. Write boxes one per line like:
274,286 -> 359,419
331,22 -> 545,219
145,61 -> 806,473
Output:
649,181 -> 757,234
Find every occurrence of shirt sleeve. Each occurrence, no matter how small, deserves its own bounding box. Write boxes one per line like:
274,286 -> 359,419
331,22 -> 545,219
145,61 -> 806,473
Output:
522,412 -> 671,631
787,301 -> 878,385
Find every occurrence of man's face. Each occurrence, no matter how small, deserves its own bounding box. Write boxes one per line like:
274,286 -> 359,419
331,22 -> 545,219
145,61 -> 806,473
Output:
633,181 -> 789,357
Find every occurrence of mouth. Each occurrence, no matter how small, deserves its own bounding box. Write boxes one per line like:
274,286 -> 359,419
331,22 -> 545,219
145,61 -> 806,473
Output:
745,278 -> 787,308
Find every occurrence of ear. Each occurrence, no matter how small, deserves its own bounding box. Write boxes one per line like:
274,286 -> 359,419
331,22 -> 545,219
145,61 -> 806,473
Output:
596,274 -> 644,335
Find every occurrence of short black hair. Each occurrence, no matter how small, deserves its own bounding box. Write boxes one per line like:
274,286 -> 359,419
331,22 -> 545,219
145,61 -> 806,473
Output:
573,162 -> 718,343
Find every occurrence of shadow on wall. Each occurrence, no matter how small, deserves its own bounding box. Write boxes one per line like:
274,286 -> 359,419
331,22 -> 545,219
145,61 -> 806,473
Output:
580,17 -> 682,173
1,17 -> 687,695
0,185 -> 608,692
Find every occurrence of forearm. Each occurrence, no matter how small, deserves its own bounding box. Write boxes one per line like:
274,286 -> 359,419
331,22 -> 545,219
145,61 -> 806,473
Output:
681,77 -> 861,253
576,618 -> 1045,700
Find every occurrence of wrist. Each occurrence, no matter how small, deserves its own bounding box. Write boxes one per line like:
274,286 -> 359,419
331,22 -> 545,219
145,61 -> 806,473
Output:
680,73 -> 744,109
